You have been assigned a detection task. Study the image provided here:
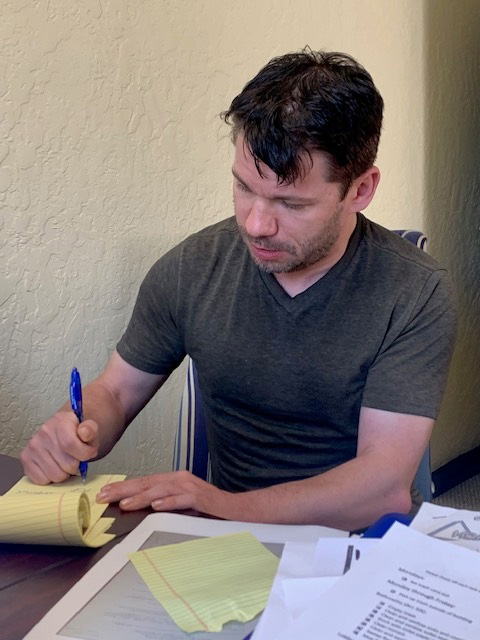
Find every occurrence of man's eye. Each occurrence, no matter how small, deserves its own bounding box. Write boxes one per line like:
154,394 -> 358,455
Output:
235,181 -> 250,193
282,201 -> 306,211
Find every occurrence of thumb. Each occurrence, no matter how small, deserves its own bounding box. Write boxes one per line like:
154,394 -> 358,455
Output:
77,419 -> 98,446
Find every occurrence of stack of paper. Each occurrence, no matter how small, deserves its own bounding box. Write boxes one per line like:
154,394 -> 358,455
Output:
0,474 -> 125,547
253,537 -> 378,639
254,502 -> 480,639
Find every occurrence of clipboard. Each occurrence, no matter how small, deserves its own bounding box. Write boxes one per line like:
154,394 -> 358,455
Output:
24,512 -> 347,639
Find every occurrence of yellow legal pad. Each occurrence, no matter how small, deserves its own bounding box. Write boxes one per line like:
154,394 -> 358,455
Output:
0,474 -> 125,547
129,531 -> 280,633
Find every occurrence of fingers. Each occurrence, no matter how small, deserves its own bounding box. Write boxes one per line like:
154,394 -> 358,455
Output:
96,471 -> 204,513
77,420 -> 99,446
97,474 -> 174,509
21,448 -> 75,484
97,475 -> 162,504
21,414 -> 80,483
20,457 -> 63,485
20,412 -> 99,484
151,494 -> 196,512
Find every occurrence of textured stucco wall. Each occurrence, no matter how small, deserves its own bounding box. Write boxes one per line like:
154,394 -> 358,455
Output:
1,0 -> 426,476
423,0 -> 480,470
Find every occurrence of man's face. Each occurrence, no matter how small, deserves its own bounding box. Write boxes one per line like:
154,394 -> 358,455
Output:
232,138 -> 355,275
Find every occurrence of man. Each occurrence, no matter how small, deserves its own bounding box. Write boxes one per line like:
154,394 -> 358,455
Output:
21,49 -> 456,532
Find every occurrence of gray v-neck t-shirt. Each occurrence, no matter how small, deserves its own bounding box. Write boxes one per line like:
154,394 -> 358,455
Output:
117,214 -> 456,492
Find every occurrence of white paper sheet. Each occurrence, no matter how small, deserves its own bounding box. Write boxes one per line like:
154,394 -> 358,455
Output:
23,512 -> 346,640
281,576 -> 338,618
313,537 -> 378,576
274,523 -> 480,639
251,541 -> 317,640
411,501 -> 480,552
252,537 -> 377,640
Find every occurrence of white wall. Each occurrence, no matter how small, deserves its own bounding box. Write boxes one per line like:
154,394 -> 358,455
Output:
1,0 -> 431,476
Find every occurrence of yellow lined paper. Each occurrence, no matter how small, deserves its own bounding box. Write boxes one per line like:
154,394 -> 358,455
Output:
129,531 -> 279,632
0,474 -> 125,547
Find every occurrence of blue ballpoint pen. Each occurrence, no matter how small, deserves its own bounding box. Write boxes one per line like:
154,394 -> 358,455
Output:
70,367 -> 88,483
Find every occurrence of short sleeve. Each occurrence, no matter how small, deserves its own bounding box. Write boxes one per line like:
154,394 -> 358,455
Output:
361,270 -> 457,418
116,247 -> 186,375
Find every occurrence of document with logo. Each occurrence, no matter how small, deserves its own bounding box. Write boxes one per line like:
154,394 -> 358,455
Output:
411,501 -> 480,552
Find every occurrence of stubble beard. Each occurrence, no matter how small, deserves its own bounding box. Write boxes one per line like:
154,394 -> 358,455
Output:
237,203 -> 344,274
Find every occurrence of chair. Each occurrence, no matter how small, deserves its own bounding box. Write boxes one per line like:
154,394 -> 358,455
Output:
172,229 -> 433,501
173,358 -> 212,483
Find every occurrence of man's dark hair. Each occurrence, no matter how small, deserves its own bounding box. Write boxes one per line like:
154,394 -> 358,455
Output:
222,48 -> 384,197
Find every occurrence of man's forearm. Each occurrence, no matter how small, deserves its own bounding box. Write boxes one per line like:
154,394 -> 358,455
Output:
102,456 -> 413,532
220,408 -> 432,531
219,455 -> 412,531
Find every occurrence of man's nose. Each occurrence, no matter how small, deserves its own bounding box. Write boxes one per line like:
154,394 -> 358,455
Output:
244,199 -> 278,237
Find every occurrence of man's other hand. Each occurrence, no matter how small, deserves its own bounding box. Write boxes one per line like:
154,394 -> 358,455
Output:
97,471 -> 231,518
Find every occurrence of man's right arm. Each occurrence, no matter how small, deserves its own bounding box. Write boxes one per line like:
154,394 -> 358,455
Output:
20,350 -> 168,484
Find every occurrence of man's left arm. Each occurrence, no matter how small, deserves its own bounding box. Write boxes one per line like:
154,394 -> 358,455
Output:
96,407 -> 432,532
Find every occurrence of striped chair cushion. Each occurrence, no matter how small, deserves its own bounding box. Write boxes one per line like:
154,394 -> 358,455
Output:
172,358 -> 211,482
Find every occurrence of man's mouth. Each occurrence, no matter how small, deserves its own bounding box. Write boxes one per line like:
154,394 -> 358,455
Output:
250,243 -> 285,260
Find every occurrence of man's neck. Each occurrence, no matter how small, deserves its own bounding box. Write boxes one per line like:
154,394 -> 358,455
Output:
274,215 -> 358,297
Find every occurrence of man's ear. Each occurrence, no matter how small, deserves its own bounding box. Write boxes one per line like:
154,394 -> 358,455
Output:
347,166 -> 381,212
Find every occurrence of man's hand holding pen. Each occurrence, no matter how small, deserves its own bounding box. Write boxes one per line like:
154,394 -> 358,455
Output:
20,410 -> 99,485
